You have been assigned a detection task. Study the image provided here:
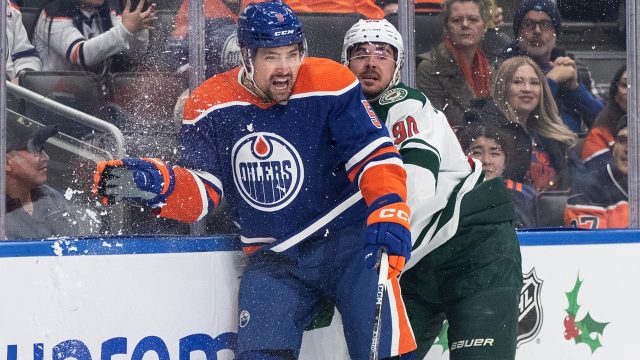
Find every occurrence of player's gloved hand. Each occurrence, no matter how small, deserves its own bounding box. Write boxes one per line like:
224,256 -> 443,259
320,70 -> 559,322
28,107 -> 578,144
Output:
364,195 -> 411,279
93,158 -> 174,206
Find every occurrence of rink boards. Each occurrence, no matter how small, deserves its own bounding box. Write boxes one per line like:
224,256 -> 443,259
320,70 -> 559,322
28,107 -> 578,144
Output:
0,230 -> 638,360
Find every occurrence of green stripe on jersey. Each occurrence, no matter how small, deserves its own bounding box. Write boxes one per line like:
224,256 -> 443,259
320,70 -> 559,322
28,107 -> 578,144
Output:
400,147 -> 440,182
412,172 -> 473,250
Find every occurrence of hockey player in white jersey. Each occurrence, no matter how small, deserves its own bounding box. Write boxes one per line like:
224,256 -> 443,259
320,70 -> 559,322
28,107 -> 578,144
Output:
344,19 -> 523,359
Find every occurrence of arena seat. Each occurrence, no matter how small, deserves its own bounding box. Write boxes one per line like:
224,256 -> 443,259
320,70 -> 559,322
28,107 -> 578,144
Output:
18,7 -> 39,39
109,72 -> 186,121
535,190 -> 570,227
19,71 -> 106,137
296,13 -> 365,62
385,12 -> 443,58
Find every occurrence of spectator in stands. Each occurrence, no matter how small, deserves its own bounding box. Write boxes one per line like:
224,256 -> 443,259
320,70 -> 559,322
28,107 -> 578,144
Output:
5,0 -> 41,81
565,115 -> 628,229
240,0 -> 385,19
458,123 -> 537,228
498,0 -> 604,133
32,0 -> 156,80
416,0 -> 490,127
5,115 -> 94,239
581,64 -> 627,170
467,56 -> 577,192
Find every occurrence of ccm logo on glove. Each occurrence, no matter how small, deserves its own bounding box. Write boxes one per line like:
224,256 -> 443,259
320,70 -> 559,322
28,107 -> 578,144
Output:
378,208 -> 410,222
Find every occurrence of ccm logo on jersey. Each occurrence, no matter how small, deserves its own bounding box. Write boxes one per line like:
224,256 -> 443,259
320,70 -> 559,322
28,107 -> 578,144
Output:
361,100 -> 382,128
379,208 -> 410,222
274,30 -> 295,36
232,132 -> 304,212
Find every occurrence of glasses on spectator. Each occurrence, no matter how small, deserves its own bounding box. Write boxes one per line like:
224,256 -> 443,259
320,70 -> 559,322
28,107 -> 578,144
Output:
615,135 -> 628,146
521,19 -> 555,32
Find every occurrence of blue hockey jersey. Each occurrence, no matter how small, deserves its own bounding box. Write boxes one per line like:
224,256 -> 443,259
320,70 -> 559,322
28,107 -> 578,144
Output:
160,57 -> 406,252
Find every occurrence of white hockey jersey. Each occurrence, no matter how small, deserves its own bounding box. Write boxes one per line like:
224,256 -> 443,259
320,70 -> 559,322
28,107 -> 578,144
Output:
371,83 -> 484,270
5,0 -> 41,80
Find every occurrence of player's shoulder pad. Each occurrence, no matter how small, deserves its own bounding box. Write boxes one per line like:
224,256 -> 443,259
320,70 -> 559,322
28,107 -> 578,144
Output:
292,57 -> 358,95
183,67 -> 244,121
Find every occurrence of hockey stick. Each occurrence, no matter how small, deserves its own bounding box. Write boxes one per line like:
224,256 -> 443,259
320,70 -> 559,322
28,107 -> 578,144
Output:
369,251 -> 389,360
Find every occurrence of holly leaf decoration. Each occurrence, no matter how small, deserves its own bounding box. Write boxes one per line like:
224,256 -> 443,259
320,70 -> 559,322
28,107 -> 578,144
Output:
434,320 -> 449,354
578,312 -> 609,336
575,331 -> 602,353
575,312 -> 609,353
565,276 -> 582,316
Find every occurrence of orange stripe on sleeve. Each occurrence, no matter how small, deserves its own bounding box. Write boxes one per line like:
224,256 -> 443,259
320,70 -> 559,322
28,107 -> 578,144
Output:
390,278 -> 417,354
160,167 -> 218,223
358,163 -> 407,206
347,146 -> 400,182
71,44 -> 81,64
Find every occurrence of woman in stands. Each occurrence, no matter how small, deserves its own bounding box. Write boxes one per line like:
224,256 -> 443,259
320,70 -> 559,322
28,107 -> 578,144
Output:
416,0 -> 490,127
581,64 -> 627,170
32,0 -> 156,78
493,56 -> 577,192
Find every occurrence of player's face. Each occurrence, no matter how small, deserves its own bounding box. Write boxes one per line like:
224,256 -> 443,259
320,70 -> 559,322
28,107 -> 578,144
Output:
348,43 -> 397,99
445,1 -> 487,50
517,11 -> 556,63
507,64 -> 541,122
468,136 -> 506,180
6,148 -> 50,189
612,128 -> 628,175
252,44 -> 302,103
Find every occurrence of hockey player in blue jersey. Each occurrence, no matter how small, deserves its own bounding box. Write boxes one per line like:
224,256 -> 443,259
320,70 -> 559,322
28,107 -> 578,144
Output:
93,2 -> 417,359
344,20 -> 522,359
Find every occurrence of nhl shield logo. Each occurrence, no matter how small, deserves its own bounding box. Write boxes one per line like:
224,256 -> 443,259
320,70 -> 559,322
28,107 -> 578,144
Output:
518,268 -> 543,347
232,132 -> 304,212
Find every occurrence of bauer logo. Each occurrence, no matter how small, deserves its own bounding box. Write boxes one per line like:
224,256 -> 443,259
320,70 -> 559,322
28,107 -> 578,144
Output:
232,132 -> 304,211
518,268 -> 543,347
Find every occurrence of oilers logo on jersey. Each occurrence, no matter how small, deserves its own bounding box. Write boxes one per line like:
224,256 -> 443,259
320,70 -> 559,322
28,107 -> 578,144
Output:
232,132 -> 304,212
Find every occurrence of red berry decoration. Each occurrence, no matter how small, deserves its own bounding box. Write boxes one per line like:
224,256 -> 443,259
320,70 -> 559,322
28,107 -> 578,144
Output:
564,315 -> 575,329
563,316 -> 579,340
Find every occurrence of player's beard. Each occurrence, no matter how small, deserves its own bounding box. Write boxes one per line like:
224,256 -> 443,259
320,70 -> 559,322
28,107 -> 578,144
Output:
264,73 -> 295,103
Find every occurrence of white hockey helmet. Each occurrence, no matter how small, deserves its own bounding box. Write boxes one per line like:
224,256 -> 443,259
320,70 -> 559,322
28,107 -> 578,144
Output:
342,19 -> 405,86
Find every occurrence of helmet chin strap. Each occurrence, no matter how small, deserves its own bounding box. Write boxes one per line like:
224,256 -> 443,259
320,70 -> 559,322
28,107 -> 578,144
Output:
360,61 -> 401,102
240,49 -> 270,101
